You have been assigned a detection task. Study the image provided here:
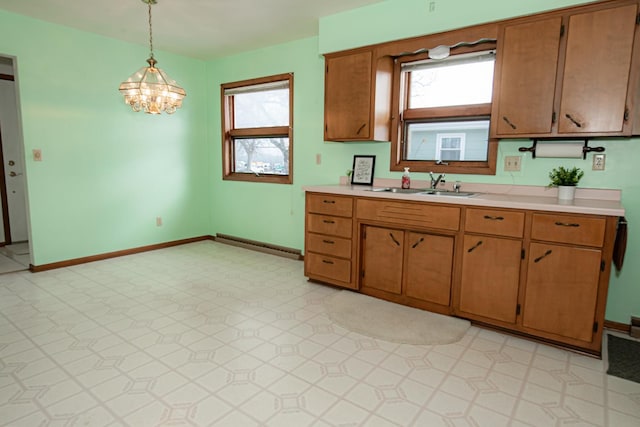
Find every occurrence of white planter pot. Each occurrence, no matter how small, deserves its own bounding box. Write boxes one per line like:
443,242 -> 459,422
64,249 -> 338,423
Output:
557,185 -> 576,201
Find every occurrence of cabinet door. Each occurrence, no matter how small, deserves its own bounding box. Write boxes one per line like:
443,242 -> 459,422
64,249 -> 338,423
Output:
459,235 -> 522,323
493,17 -> 562,136
558,4 -> 638,134
523,243 -> 601,343
324,51 -> 373,141
404,232 -> 454,306
361,225 -> 404,294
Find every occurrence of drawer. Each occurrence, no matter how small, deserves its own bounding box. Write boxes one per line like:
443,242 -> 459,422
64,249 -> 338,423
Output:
465,208 -> 525,238
531,213 -> 606,247
307,214 -> 353,238
305,252 -> 351,283
306,233 -> 351,258
357,199 -> 460,231
307,193 -> 353,217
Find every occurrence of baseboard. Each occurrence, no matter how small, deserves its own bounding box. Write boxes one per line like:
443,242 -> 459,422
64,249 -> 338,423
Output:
604,320 -> 631,334
30,236 -> 214,272
214,233 -> 303,260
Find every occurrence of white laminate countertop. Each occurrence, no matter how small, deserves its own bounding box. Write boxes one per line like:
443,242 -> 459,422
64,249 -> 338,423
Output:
303,178 -> 625,217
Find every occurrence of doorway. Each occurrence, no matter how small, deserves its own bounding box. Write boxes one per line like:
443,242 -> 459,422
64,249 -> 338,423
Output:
0,55 -> 30,272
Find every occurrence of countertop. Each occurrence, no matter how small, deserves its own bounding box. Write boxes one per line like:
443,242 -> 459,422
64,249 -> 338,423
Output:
303,178 -> 625,217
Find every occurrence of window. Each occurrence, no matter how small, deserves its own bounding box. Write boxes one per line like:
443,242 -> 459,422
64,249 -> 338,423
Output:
391,47 -> 498,174
221,73 -> 293,184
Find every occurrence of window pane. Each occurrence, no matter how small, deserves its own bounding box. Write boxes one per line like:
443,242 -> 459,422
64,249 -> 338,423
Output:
234,138 -> 290,175
405,120 -> 489,161
407,54 -> 495,108
234,88 -> 289,128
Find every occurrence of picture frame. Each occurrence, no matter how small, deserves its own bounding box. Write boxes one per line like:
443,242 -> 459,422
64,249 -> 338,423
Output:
351,155 -> 376,185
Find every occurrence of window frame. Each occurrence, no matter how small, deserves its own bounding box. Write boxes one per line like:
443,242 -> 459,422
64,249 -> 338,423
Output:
221,73 -> 294,184
390,42 -> 498,175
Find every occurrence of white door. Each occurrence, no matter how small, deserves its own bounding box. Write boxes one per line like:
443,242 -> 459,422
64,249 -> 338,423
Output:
0,77 -> 28,243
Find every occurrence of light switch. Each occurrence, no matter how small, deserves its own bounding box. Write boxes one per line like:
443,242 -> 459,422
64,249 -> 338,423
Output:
33,149 -> 42,162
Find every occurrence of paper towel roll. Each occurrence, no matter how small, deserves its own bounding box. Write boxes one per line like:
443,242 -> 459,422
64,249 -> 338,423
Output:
534,142 -> 584,158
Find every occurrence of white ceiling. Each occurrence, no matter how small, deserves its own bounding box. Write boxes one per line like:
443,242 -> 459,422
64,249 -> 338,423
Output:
0,0 -> 387,60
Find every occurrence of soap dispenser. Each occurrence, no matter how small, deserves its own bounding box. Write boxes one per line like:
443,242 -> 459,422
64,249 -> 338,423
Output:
401,167 -> 411,189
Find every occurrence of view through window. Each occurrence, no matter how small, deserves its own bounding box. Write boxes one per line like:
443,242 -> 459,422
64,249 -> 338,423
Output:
221,74 -> 293,184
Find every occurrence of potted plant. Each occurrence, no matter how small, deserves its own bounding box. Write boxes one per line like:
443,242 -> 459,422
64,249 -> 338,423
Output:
548,166 -> 584,201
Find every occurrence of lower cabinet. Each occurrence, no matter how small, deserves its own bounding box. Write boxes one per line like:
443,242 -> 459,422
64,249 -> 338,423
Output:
304,192 -> 619,356
522,242 -> 603,344
361,225 -> 454,310
458,235 -> 522,324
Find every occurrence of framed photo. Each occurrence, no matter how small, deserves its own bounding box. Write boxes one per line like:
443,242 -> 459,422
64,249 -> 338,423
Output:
351,155 -> 376,185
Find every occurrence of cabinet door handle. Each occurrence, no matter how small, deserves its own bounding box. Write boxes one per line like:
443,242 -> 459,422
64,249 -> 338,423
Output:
322,259 -> 334,265
322,239 -> 335,244
502,116 -> 517,130
565,113 -> 583,128
389,233 -> 401,246
555,221 -> 580,228
356,123 -> 366,135
323,200 -> 336,204
411,237 -> 425,249
484,215 -> 504,221
534,249 -> 553,263
323,220 -> 335,224
467,240 -> 483,253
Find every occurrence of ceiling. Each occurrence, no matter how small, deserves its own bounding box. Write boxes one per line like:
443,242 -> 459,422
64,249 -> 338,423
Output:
0,0 -> 387,60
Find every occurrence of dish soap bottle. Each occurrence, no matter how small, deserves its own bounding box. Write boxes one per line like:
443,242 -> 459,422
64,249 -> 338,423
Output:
401,167 -> 411,189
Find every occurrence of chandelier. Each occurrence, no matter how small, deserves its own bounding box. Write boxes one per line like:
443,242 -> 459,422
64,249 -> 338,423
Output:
119,0 -> 186,114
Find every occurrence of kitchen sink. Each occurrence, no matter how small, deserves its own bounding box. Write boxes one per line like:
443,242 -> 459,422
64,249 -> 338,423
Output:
367,187 -> 427,194
421,190 -> 476,197
367,187 -> 476,197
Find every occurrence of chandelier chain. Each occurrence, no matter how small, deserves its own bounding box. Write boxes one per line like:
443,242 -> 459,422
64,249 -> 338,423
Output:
148,2 -> 154,59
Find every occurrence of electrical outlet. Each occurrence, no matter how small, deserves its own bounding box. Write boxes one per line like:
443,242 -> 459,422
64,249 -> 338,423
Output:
429,1 -> 436,12
504,155 -> 521,172
592,153 -> 606,171
33,149 -> 42,162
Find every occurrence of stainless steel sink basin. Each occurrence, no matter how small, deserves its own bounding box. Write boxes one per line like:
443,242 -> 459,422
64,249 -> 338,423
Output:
368,187 -> 427,194
421,190 -> 476,197
366,187 -> 476,197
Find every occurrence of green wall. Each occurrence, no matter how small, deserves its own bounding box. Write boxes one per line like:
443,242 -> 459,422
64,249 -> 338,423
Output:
0,9 -> 210,265
0,0 -> 638,324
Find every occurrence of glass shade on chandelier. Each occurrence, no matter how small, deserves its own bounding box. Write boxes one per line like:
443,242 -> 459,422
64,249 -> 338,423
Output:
119,57 -> 186,114
118,0 -> 186,115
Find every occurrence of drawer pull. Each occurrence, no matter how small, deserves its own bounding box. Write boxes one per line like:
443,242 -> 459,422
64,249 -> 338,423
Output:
412,237 -> 425,249
323,200 -> 336,204
389,233 -> 401,246
322,239 -> 335,244
555,221 -> 580,228
323,220 -> 336,224
534,249 -> 553,263
467,240 -> 483,253
502,116 -> 517,130
322,259 -> 334,265
484,215 -> 504,221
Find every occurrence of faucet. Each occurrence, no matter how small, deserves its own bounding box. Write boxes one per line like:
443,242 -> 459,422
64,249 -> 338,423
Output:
429,172 -> 445,189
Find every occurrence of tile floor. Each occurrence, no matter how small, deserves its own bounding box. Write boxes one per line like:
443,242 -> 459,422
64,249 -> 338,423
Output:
0,241 -> 639,426
0,242 -> 30,275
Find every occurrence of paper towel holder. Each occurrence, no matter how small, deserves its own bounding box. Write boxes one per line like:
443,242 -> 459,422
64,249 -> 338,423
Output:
518,139 -> 605,159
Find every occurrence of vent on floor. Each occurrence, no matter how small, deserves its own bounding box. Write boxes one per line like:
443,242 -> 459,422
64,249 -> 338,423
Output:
214,233 -> 302,260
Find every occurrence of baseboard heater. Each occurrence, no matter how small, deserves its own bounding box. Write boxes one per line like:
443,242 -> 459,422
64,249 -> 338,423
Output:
214,233 -> 303,260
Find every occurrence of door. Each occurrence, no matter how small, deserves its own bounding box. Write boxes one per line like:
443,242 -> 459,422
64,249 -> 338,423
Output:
404,231 -> 454,306
361,225 -> 404,294
0,61 -> 29,243
522,243 -> 601,343
458,235 -> 522,323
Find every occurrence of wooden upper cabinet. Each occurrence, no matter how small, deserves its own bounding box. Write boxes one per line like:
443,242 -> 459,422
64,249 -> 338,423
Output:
491,1 -> 639,138
324,49 -> 392,141
558,3 -> 638,134
492,17 -> 562,136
